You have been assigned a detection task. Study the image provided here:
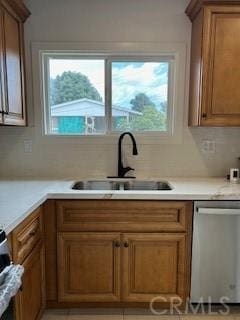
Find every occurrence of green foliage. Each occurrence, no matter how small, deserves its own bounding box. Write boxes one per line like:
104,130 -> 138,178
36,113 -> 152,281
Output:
117,92 -> 167,131
130,93 -> 155,112
50,71 -> 102,105
116,105 -> 167,131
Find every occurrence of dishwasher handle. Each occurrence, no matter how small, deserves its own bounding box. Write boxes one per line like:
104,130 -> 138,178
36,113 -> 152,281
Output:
197,207 -> 240,215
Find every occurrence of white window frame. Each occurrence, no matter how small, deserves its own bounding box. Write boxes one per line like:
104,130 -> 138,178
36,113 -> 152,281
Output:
42,54 -> 174,136
32,42 -> 186,145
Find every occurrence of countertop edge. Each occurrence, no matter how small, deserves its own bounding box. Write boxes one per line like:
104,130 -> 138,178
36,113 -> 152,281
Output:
2,178 -> 240,234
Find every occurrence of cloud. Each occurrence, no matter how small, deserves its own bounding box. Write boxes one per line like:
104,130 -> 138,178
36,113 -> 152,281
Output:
112,62 -> 168,108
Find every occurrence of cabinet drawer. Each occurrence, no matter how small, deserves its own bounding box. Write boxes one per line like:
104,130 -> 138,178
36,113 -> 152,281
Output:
57,200 -> 192,232
12,207 -> 43,263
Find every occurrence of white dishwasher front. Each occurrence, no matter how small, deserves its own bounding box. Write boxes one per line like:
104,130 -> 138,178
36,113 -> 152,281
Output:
191,201 -> 240,303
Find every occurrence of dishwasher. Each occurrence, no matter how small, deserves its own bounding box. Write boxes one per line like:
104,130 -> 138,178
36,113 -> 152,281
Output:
191,201 -> 240,303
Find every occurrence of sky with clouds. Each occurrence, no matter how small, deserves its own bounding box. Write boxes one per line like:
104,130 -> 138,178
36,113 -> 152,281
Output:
49,59 -> 168,110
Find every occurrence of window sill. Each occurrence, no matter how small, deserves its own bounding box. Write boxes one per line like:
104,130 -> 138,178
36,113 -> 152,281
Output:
40,131 -> 183,145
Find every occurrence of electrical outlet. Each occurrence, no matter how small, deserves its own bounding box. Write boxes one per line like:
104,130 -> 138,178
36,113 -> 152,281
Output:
201,140 -> 216,154
24,140 -> 32,153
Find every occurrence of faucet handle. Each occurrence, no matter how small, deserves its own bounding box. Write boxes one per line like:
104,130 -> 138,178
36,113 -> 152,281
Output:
123,166 -> 134,176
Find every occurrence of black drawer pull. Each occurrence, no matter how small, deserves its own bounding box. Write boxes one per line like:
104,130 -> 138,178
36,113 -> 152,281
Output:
114,241 -> 120,248
0,110 -> 8,115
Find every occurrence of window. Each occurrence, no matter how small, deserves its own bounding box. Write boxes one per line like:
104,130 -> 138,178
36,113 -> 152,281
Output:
111,61 -> 170,132
42,53 -> 174,136
46,58 -> 105,135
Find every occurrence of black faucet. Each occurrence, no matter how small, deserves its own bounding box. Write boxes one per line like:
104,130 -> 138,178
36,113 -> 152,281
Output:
117,132 -> 138,178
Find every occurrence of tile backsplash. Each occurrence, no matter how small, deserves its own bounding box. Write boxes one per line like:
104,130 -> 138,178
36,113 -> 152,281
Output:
0,126 -> 239,178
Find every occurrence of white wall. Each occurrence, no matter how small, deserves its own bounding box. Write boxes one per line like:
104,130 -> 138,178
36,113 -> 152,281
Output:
0,0 -> 240,179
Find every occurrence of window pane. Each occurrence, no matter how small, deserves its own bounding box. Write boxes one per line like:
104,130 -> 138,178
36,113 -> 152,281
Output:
48,59 -> 105,134
111,61 -> 169,132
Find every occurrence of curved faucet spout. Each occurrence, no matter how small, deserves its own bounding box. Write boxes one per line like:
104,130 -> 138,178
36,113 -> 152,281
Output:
118,132 -> 138,178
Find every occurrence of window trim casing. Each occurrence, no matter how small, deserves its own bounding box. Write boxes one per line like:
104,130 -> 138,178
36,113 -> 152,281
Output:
32,42 -> 187,145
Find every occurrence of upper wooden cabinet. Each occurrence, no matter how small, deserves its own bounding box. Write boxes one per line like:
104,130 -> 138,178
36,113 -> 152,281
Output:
0,0 -> 30,126
186,0 -> 240,126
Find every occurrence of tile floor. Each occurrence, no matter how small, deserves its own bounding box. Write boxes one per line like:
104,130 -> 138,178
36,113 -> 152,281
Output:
41,308 -> 240,320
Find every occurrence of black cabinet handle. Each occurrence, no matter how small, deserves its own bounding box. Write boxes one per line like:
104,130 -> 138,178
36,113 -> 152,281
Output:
123,242 -> 129,248
0,110 -> 8,115
114,241 -> 120,248
202,113 -> 207,119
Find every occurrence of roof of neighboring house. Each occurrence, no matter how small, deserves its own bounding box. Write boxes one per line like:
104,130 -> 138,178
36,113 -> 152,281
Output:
51,98 -> 142,117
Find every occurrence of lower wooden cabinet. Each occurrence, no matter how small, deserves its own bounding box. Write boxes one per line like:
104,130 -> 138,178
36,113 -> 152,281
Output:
12,206 -> 45,320
57,231 -> 191,304
122,233 -> 188,302
45,200 -> 193,307
58,233 -> 121,302
7,200 -> 192,315
15,241 -> 45,320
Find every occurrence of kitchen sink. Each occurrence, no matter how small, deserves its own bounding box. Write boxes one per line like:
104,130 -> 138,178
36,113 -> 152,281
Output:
72,180 -> 172,191
123,180 -> 172,191
72,180 -> 121,190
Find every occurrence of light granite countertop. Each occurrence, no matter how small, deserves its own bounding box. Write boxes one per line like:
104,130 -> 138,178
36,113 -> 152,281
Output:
1,177 -> 240,234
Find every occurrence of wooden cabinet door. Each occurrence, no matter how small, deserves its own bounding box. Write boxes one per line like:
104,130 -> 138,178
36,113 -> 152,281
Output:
58,232 -> 121,302
202,6 -> 240,126
122,233 -> 189,303
15,241 -> 45,320
2,5 -> 26,125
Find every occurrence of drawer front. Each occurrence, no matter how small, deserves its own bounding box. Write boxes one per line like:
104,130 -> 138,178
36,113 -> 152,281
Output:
12,207 -> 43,263
57,200 -> 192,232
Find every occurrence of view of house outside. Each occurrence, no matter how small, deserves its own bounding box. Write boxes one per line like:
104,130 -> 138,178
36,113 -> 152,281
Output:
111,61 -> 169,132
48,58 -> 169,134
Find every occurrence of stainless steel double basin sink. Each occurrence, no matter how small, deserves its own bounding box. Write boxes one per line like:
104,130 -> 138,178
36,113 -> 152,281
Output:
72,180 -> 172,191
